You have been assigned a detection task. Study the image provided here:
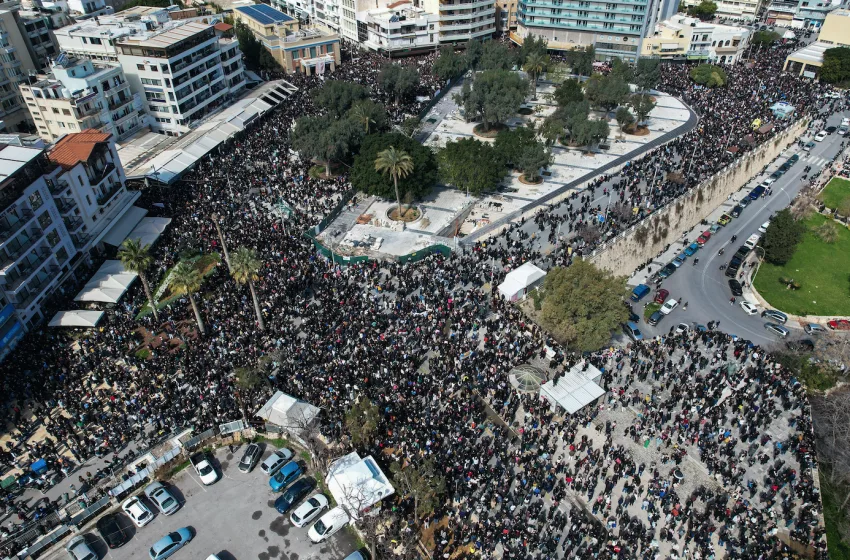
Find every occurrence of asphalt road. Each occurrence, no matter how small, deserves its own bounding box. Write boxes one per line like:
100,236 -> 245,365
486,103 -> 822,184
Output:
639,110 -> 850,348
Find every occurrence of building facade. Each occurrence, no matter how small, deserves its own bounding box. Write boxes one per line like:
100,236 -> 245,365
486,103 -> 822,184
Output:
422,0 -> 496,44
783,8 -> 850,76
20,56 -> 148,141
360,1 -> 439,54
641,14 -> 750,63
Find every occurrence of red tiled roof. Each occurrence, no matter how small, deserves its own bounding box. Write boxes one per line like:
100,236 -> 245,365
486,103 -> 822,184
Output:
214,22 -> 233,31
48,130 -> 112,170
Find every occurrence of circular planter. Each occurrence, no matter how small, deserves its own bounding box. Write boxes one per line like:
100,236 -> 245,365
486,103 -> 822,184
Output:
387,205 -> 422,223
473,123 -> 507,138
518,107 -> 534,116
518,174 -> 544,185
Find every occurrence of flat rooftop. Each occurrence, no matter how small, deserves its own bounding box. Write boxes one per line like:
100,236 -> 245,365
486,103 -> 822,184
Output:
786,41 -> 830,65
235,4 -> 294,24
116,20 -> 212,48
0,145 -> 43,182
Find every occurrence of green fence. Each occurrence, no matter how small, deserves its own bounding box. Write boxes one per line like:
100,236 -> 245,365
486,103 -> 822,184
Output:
397,244 -> 452,264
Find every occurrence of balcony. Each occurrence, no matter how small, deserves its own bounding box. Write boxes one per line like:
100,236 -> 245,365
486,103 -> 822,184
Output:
96,183 -> 122,206
63,215 -> 83,233
55,197 -> 77,215
0,208 -> 34,245
89,162 -> 115,187
108,95 -> 133,112
6,254 -> 50,292
47,177 -> 70,195
0,231 -> 44,268
72,232 -> 89,250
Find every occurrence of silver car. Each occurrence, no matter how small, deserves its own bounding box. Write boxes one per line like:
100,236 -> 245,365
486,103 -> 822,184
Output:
144,481 -> 180,516
764,322 -> 789,338
67,535 -> 98,560
260,448 -> 294,476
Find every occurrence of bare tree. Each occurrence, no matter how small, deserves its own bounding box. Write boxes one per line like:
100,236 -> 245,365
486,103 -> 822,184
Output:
812,389 -> 850,511
577,223 -> 602,245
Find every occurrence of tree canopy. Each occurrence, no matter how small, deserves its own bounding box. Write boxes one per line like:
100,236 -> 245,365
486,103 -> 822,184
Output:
570,46 -> 595,77
540,260 -> 629,351
635,57 -> 661,92
572,118 -> 610,148
312,80 -> 368,117
751,30 -> 781,47
344,398 -> 381,447
519,34 -> 548,65
379,63 -> 420,104
455,70 -> 529,131
478,40 -> 518,71
438,138 -> 506,196
630,93 -> 656,125
553,78 -> 585,106
688,0 -> 717,19
615,106 -> 636,131
689,64 -> 728,87
820,47 -> 850,85
763,209 -> 806,265
291,114 -> 363,170
233,22 -> 279,71
432,45 -> 467,81
494,126 -> 551,181
584,74 -> 630,112
352,133 -> 437,200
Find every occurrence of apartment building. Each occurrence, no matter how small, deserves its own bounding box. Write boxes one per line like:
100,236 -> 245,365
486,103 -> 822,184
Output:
496,0 -> 518,32
360,1 -> 440,54
20,56 -> 148,141
513,0 -> 652,62
784,8 -> 850,76
641,13 -> 750,63
0,11 -> 36,131
234,4 -> 340,73
0,130 -> 138,333
421,0 -> 496,44
681,0 -> 762,20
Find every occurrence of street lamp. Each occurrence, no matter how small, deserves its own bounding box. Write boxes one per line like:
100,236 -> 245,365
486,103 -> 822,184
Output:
751,246 -> 765,284
210,213 -> 232,272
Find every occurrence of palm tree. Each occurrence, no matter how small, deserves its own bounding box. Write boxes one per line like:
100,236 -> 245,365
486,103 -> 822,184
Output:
375,146 -> 415,220
350,102 -> 375,134
230,246 -> 265,331
118,238 -> 158,321
170,261 -> 205,336
523,52 -> 550,101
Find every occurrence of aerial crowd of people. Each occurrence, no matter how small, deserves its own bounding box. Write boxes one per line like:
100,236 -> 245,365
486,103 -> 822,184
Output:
0,32 -> 841,559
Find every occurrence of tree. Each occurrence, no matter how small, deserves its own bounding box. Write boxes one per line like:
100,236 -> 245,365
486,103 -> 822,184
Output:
455,70 -> 529,132
540,259 -> 629,351
233,22 -> 279,71
432,45 -> 467,81
375,146 -> 415,219
234,366 -> 263,423
438,138 -> 506,196
352,133 -> 437,201
379,63 -> 420,104
399,116 -> 420,138
572,45 -> 594,77
690,64 -> 728,87
312,80 -> 368,117
584,74 -> 630,113
464,39 -> 484,70
571,119 -> 609,149
170,260 -> 205,336
523,52 -> 550,100
553,78 -> 585,106
118,238 -> 158,321
230,247 -> 265,331
519,34 -> 548,65
561,100 -> 591,138
291,114 -> 363,173
635,57 -> 661,92
610,57 -> 633,83
540,114 -> 566,145
348,99 -> 387,134
344,398 -> 380,447
493,126 -> 552,181
516,138 -> 552,182
630,93 -> 656,125
615,106 -> 636,131
688,0 -> 717,19
751,30 -> 781,47
478,40 -> 517,71
811,391 -> 850,514
389,459 -> 446,522
762,209 -> 805,265
820,47 -> 850,85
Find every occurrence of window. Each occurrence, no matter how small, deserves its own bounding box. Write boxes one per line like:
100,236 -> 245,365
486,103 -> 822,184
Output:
59,122 -> 66,128
151,65 -> 158,71
46,230 -> 59,247
55,247 -> 68,263
29,191 -> 43,210
85,195 -> 92,205
62,109 -> 70,115
38,212 -> 52,229
137,64 -> 145,70
52,107 -> 59,114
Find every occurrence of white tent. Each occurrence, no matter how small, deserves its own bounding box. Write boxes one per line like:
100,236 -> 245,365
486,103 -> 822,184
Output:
74,261 -> 138,303
48,310 -> 104,328
498,262 -> 547,302
256,391 -> 320,443
326,452 -> 395,519
126,217 -> 172,248
102,206 -> 148,247
539,361 -> 605,415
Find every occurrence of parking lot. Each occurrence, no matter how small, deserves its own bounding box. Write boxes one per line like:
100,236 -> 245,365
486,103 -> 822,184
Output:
45,444 -> 357,560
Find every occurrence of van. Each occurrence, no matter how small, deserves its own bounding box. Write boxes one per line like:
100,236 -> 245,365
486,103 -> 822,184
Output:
630,284 -> 650,302
308,507 -> 350,543
744,234 -> 760,249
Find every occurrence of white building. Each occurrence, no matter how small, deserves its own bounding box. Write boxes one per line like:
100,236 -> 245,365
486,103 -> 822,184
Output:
326,452 -> 395,518
641,14 -> 751,64
422,0 -> 495,44
359,1 -> 439,54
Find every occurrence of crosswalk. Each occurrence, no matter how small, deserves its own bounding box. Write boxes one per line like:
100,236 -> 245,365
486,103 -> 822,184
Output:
803,155 -> 829,167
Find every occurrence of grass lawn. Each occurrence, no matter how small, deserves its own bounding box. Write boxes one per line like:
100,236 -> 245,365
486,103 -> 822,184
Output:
753,214 -> 850,316
819,177 -> 850,211
644,302 -> 661,321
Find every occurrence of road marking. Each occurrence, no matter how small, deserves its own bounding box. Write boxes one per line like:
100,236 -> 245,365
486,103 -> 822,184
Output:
186,470 -> 207,492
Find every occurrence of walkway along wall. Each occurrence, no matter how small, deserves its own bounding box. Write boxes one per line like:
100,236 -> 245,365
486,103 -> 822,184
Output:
589,117 -> 810,275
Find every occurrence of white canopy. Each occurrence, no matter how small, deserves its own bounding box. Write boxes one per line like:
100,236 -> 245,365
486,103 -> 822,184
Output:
48,310 -> 104,328
102,206 -> 148,247
326,452 -> 395,519
539,361 -> 605,415
74,261 -> 138,303
498,262 -> 547,301
783,29 -> 796,39
126,217 -> 172,248
256,390 -> 320,432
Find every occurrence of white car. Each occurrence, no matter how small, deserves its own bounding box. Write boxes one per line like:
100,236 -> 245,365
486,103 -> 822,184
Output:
740,301 -> 759,315
290,493 -> 330,528
121,496 -> 154,527
675,323 -> 689,334
308,507 -> 350,543
260,448 -> 295,476
758,220 -> 770,234
815,130 -> 828,142
660,299 -> 679,315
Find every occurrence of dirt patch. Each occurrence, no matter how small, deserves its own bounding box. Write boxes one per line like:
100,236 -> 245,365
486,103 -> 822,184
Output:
387,206 -> 422,222
518,107 -> 534,115
626,125 -> 650,136
518,174 -> 544,185
472,122 -> 507,138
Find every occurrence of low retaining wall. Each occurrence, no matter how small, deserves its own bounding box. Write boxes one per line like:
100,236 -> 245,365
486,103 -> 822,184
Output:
589,118 -> 810,274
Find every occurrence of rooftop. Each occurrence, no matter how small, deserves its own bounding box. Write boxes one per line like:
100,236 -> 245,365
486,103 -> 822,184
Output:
116,20 -> 212,48
235,4 -> 294,24
48,130 -> 112,170
113,5 -> 171,17
0,144 -> 43,183
786,40 -> 830,65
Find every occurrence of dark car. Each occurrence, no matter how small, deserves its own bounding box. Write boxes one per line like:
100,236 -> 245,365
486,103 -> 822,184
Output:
762,309 -> 788,324
658,263 -> 677,278
826,126 -> 836,133
96,513 -> 129,549
786,339 -> 815,352
648,310 -> 664,326
730,205 -> 744,218
734,246 -> 751,259
788,154 -> 800,164
728,279 -> 743,296
749,186 -> 766,199
739,197 -> 751,208
274,477 -> 316,514
239,443 -> 262,473
725,257 -> 742,278
769,170 -> 783,180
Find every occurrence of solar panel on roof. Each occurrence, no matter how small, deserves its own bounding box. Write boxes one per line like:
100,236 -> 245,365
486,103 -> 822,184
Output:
254,3 -> 293,21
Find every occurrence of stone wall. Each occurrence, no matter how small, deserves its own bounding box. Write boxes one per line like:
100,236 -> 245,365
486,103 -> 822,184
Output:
589,117 -> 810,275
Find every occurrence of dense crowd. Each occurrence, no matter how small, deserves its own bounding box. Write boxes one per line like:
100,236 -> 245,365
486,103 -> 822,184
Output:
0,37 -> 840,559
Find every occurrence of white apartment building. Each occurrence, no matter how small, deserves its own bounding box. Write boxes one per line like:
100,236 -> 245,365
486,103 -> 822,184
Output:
641,14 -> 750,63
0,130 -> 139,332
21,56 -> 148,141
361,1 -> 439,54
422,0 -> 496,44
682,0 -> 762,20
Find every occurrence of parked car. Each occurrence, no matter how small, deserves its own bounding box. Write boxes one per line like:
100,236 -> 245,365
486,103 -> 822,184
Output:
758,220 -> 770,234
144,482 -> 180,516
660,299 -> 679,315
697,231 -> 711,245
149,528 -> 193,560
762,309 -> 788,324
239,443 -> 262,473
769,170 -> 782,180
658,263 -> 677,278
672,254 -> 686,267
728,279 -> 743,296
648,310 -> 664,326
740,301 -> 758,315
749,186 -> 766,200
764,322 -> 790,338
96,513 -> 129,549
804,141 -> 816,151
738,197 -> 752,208
815,130 -> 828,141
275,477 -> 316,514
269,461 -> 303,492
734,246 -> 751,259
291,494 -> 330,528
730,205 -> 744,218
788,154 -> 800,164
745,234 -> 761,250
709,223 -> 721,233
67,535 -> 98,560
630,284 -> 650,302
308,507 -> 350,543
675,323 -> 689,334
190,452 -> 218,485
828,319 -> 850,331
342,549 -> 371,560
654,289 -> 669,305
717,214 -> 732,225
122,496 -> 154,527
622,321 -> 643,341
260,448 -> 295,476
684,242 -> 700,256
804,323 -> 828,335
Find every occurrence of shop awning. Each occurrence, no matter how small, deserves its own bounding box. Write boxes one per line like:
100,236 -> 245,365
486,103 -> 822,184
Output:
49,310 -> 105,328
102,206 -> 148,247
74,260 -> 138,303
126,217 -> 171,248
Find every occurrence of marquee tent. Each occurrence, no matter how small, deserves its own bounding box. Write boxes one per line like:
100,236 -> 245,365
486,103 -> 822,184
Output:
74,261 -> 138,303
48,310 -> 104,328
126,217 -> 172,248
326,452 -> 395,519
498,262 -> 546,301
539,361 -> 605,415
